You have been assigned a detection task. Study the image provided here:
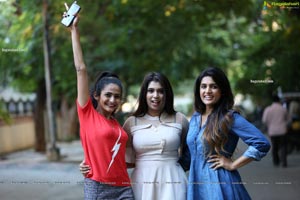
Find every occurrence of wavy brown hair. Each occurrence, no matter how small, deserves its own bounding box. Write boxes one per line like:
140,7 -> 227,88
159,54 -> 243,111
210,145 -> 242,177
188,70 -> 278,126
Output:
194,67 -> 235,156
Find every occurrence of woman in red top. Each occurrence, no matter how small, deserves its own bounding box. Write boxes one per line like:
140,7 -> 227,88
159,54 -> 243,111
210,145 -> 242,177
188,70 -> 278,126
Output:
63,4 -> 134,200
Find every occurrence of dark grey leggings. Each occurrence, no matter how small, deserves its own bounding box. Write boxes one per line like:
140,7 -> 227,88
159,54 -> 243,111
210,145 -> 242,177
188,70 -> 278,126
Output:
84,178 -> 134,200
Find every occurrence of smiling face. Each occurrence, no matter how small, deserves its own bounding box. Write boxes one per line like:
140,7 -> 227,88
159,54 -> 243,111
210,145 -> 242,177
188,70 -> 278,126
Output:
146,81 -> 165,116
199,76 -> 222,110
94,83 -> 122,118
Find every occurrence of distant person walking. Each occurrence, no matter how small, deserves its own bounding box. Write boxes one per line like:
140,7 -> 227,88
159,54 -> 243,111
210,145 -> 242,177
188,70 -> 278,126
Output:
262,94 -> 289,167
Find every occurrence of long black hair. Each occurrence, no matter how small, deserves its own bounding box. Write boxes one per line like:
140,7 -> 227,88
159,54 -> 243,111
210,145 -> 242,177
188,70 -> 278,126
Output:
133,72 -> 176,117
194,67 -> 235,156
194,67 -> 234,114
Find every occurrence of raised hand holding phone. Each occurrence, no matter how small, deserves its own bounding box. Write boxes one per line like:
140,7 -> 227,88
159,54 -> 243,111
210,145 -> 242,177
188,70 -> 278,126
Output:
61,1 -> 81,27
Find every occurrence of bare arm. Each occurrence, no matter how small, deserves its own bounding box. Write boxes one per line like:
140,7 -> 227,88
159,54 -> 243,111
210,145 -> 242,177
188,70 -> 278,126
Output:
123,117 -> 136,168
208,155 -> 254,171
68,12 -> 89,106
231,156 -> 253,170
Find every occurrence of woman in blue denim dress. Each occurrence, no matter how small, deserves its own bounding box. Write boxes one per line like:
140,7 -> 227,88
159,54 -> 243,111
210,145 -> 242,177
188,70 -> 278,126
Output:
183,67 -> 270,200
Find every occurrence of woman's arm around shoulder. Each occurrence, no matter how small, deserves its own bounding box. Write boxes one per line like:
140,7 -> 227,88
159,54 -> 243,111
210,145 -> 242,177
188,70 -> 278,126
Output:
123,116 -> 136,134
123,116 -> 136,168
176,112 -> 189,130
176,112 -> 191,171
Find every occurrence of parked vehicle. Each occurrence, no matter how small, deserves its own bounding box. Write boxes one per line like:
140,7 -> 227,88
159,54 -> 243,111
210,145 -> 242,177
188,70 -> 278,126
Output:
281,92 -> 300,154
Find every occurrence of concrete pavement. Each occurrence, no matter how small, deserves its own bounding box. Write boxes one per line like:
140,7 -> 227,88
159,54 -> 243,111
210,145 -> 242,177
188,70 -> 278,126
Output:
0,141 -> 84,200
238,142 -> 300,200
0,140 -> 300,200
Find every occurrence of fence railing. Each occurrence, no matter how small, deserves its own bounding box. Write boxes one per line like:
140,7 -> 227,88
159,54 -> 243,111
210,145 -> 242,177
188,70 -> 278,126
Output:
1,99 -> 35,117
0,97 -> 36,154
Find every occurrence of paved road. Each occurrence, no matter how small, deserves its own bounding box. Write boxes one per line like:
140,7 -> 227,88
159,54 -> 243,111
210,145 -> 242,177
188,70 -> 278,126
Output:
238,142 -> 300,200
0,141 -> 84,200
0,140 -> 299,200
0,162 -> 83,200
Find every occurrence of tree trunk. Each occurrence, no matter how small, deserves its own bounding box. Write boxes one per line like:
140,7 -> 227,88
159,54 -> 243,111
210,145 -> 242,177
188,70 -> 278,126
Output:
43,0 -> 60,160
59,97 -> 79,141
33,80 -> 46,152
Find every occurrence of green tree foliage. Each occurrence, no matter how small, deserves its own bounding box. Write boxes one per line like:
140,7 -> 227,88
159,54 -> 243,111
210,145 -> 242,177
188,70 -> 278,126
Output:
236,0 -> 300,101
1,0 -> 254,98
1,0 -> 298,138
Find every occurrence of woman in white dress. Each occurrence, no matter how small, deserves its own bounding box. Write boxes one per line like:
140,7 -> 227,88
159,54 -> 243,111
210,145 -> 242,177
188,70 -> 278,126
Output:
124,72 -> 189,200
80,72 -> 189,200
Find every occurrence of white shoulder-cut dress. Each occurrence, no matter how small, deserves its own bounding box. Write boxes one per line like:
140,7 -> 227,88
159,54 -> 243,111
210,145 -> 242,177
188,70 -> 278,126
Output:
124,113 -> 188,200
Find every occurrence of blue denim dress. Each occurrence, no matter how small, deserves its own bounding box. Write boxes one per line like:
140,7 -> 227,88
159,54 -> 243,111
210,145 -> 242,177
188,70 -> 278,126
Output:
185,112 -> 270,200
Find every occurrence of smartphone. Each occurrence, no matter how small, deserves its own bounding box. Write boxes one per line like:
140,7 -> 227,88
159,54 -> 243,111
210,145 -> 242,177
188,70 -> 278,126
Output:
61,1 -> 81,27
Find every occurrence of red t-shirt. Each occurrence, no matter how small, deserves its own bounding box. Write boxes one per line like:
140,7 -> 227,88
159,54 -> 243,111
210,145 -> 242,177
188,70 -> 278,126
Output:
77,98 -> 130,186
